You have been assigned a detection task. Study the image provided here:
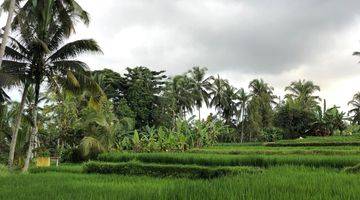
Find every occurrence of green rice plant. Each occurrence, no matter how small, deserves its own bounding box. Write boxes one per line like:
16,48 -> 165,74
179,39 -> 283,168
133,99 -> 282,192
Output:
343,163 -> 360,174
0,166 -> 360,199
98,152 -> 360,168
29,164 -> 83,174
264,135 -> 360,147
83,161 -> 261,179
189,148 -> 360,156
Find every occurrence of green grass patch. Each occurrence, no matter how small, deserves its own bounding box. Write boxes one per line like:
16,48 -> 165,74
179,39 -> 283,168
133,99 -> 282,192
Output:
29,164 -> 83,174
264,135 -> 360,147
190,148 -> 360,155
0,166 -> 359,199
0,165 -> 9,177
84,161 -> 260,179
98,152 -> 360,168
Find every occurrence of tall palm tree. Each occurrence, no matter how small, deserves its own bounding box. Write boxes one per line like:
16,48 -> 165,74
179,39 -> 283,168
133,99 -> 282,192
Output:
166,75 -> 194,119
2,0 -> 94,169
222,84 -> 238,125
248,79 -> 276,130
348,92 -> 360,125
2,0 -> 89,37
2,20 -> 102,172
188,67 -> 212,120
236,88 -> 250,143
209,75 -> 237,124
285,79 -> 320,110
209,75 -> 227,115
249,79 -> 275,99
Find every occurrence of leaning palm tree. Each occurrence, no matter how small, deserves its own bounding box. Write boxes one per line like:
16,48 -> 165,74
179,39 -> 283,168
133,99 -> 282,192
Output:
187,67 -> 212,120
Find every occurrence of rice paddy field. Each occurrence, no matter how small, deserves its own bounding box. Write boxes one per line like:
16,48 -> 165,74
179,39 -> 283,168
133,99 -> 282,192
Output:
1,135 -> 360,200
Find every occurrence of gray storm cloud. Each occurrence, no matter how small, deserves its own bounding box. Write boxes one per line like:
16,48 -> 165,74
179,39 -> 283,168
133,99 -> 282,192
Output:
72,0 -> 360,110
76,0 -> 360,74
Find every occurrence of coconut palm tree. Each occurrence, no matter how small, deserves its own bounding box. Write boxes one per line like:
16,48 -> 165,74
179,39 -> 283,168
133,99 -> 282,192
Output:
1,0 -> 96,170
249,79 -> 276,99
187,67 -> 212,120
248,79 -> 276,132
2,0 -> 89,36
209,75 -> 237,124
209,75 -> 227,115
348,92 -> 360,125
285,79 -> 320,110
166,75 -> 194,119
221,84 -> 238,125
236,88 -> 251,143
1,20 -> 102,172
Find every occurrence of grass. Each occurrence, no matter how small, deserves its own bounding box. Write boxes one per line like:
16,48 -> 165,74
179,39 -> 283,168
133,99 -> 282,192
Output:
264,135 -> 360,146
98,152 -> 360,168
192,145 -> 360,155
29,164 -> 83,174
84,161 -> 261,179
3,135 -> 360,199
0,166 -> 359,200
0,164 -> 9,177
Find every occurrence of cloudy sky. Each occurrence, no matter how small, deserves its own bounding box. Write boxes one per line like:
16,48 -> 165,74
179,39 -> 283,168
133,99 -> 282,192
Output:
4,0 -> 360,111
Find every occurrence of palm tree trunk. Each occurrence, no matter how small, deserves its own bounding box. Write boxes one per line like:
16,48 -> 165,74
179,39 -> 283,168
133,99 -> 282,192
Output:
22,105 -> 38,172
8,84 -> 29,169
0,0 -> 16,69
23,82 -> 40,173
198,107 -> 201,121
240,106 -> 245,143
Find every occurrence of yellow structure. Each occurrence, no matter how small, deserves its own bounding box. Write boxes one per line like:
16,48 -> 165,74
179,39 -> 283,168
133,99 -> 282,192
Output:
36,157 -> 51,167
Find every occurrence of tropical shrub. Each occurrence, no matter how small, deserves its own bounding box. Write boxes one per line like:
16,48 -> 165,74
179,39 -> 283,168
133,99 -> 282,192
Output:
115,119 -> 227,152
343,124 -> 360,136
274,100 -> 315,139
61,148 -> 84,163
261,127 -> 284,142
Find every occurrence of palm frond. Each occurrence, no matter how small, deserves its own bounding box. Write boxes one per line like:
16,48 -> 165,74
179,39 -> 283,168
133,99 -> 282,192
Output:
47,39 -> 102,62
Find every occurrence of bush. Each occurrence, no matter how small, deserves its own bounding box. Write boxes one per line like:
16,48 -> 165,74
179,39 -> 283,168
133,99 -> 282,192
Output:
61,148 -> 84,163
0,154 -> 6,165
0,164 -> 9,176
84,161 -> 260,179
343,163 -> 360,174
343,125 -> 360,136
261,127 -> 284,142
